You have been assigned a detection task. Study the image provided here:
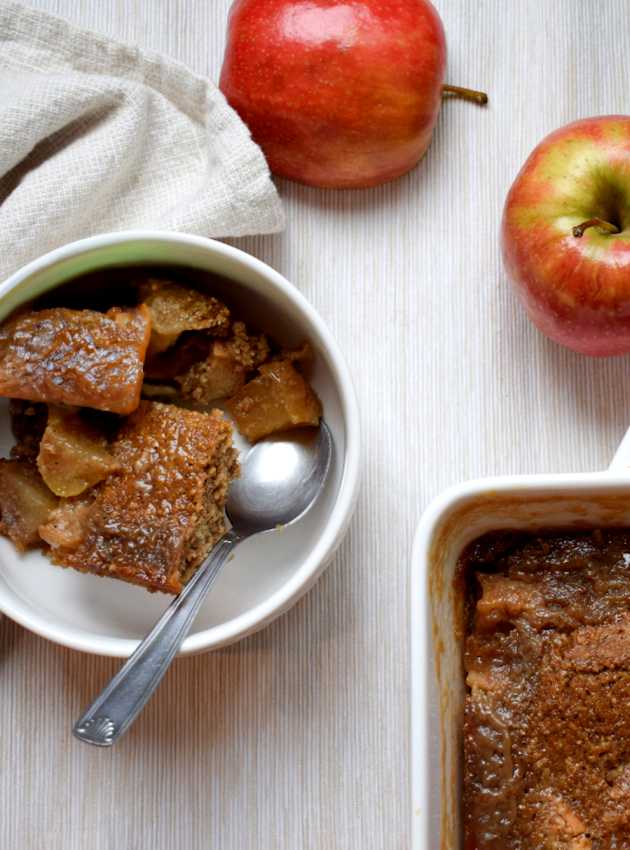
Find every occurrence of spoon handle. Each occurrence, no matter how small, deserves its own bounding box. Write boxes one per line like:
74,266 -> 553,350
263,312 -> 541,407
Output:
73,529 -> 242,747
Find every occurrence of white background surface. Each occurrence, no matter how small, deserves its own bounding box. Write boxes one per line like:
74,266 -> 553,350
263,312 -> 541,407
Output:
3,2 -> 630,848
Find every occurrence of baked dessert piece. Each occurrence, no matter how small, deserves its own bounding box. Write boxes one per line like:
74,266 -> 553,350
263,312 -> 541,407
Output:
462,530 -> 630,850
0,305 -> 151,414
0,459 -> 58,550
139,278 -> 230,355
176,322 -> 270,404
41,401 -> 239,594
36,406 -> 119,497
226,358 -> 322,442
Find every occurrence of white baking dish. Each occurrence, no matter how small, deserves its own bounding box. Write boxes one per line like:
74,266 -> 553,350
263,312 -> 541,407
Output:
410,430 -> 630,850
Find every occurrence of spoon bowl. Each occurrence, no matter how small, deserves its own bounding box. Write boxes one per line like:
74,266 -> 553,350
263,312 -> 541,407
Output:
227,424 -> 333,536
73,421 -> 334,746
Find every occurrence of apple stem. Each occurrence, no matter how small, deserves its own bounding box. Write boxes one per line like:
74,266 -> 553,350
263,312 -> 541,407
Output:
572,218 -> 620,238
442,84 -> 488,105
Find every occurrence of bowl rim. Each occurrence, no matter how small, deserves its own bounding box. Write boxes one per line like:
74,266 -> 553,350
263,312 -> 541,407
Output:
0,230 -> 361,657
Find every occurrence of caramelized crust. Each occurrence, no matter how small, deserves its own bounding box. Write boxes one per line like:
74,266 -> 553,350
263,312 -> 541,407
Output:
0,305 -> 151,414
139,279 -> 230,355
44,401 -> 238,594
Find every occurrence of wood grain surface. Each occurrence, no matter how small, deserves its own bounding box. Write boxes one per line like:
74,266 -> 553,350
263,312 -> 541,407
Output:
3,2 -> 630,848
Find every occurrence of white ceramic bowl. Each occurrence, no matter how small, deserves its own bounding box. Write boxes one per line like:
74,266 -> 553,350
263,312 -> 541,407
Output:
410,431 -> 630,850
0,231 -> 360,657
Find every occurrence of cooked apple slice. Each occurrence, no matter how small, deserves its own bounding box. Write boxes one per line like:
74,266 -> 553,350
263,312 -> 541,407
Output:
39,493 -> 95,550
225,359 -> 321,442
37,406 -> 119,497
0,459 -> 58,550
0,304 -> 151,414
139,279 -> 230,355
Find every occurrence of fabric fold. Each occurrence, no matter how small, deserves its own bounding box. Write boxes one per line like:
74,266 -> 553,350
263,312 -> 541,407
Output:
0,1 -> 284,281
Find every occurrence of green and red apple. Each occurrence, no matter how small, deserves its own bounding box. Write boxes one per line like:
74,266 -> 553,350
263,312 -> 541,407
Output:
502,116 -> 630,356
220,0 -> 486,189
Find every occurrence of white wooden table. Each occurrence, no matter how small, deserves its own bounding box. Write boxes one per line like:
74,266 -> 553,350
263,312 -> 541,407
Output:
3,2 -> 629,848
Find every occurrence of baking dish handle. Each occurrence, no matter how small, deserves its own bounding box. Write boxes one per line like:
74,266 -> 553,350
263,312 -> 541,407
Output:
609,427 -> 630,470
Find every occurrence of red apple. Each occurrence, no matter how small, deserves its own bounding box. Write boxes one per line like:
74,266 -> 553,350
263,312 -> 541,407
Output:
502,116 -> 630,356
220,0 -> 485,189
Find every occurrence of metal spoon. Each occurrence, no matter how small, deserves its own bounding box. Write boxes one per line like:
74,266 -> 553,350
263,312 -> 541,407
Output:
73,422 -> 333,747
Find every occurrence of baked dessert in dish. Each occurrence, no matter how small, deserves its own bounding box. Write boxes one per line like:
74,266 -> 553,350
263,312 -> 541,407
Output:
0,272 -> 322,593
461,529 -> 630,850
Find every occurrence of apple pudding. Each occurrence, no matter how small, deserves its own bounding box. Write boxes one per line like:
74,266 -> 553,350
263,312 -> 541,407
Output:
461,529 -> 630,850
0,274 -> 322,593
39,402 -> 238,595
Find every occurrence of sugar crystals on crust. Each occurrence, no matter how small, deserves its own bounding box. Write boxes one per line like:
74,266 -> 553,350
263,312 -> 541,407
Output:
42,401 -> 239,594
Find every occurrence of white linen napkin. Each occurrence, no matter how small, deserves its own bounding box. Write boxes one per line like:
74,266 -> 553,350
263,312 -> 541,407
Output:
0,1 -> 285,281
